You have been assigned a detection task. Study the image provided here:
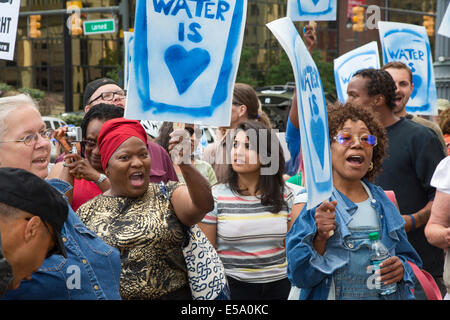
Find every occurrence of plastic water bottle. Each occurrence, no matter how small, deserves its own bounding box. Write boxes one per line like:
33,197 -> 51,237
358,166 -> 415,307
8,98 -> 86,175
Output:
369,231 -> 397,296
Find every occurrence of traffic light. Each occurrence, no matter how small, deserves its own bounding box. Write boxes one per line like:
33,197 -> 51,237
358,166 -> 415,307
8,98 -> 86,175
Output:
352,6 -> 365,32
423,14 -> 435,37
29,15 -> 41,38
67,1 -> 83,36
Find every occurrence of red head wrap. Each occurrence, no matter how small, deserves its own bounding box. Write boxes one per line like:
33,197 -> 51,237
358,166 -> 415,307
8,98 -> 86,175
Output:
97,118 -> 148,170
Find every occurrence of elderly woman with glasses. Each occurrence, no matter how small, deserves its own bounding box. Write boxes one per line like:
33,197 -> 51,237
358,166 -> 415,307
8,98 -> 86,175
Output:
286,103 -> 422,300
0,94 -> 122,300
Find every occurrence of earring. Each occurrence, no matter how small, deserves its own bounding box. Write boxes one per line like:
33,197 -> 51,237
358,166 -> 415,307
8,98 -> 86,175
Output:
368,162 -> 374,171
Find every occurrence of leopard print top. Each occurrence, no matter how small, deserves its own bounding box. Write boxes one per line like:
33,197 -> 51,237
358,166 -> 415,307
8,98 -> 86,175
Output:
76,182 -> 188,299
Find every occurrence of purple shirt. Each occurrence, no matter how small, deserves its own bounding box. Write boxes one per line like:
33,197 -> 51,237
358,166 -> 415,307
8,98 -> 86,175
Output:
147,141 -> 178,183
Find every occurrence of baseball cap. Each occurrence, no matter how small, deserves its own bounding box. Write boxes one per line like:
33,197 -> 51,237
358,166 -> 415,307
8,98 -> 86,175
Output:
0,168 -> 68,258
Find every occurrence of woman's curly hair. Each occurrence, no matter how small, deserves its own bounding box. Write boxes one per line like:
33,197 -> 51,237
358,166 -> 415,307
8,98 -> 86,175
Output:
327,102 -> 387,182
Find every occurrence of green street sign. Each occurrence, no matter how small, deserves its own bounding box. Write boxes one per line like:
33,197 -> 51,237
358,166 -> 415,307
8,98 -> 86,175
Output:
83,19 -> 116,35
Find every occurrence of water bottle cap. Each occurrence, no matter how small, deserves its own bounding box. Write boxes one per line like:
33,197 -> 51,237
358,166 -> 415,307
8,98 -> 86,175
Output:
369,232 -> 380,241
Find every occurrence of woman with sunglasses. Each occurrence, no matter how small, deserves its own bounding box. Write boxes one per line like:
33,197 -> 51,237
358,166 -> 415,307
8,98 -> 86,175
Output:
286,103 -> 422,300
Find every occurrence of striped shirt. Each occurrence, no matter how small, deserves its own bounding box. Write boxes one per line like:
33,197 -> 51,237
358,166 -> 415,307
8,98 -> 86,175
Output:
202,184 -> 294,283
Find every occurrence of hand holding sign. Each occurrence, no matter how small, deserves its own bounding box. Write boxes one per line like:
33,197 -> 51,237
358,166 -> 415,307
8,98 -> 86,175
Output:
314,200 -> 337,241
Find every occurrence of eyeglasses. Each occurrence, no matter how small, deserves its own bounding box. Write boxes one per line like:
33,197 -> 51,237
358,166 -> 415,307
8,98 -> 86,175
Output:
89,90 -> 126,104
0,129 -> 53,146
81,139 -> 97,149
333,132 -> 377,147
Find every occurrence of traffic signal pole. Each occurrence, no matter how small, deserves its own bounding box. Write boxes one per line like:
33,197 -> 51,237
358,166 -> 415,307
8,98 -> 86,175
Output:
62,1 -> 73,113
19,0 -> 130,112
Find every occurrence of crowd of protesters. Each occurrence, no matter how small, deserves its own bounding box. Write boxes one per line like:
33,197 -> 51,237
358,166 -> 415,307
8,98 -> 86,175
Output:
0,24 -> 449,301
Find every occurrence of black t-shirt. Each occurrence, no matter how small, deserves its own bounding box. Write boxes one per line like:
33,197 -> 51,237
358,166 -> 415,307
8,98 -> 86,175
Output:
376,118 -> 446,276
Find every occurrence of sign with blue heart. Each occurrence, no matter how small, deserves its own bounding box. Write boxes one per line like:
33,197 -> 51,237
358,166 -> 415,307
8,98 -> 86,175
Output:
287,0 -> 336,21
267,17 -> 332,210
125,0 -> 247,126
379,21 -> 438,115
334,41 -> 380,103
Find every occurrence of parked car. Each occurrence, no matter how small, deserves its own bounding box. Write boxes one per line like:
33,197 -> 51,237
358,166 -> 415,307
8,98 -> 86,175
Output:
42,116 -> 67,131
256,83 -> 294,132
42,117 -> 67,162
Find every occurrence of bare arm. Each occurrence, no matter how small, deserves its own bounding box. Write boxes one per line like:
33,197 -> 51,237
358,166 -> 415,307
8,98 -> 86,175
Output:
288,202 -> 305,231
171,163 -> 214,226
402,201 -> 433,233
169,130 -> 214,226
425,190 -> 450,249
198,222 -> 217,248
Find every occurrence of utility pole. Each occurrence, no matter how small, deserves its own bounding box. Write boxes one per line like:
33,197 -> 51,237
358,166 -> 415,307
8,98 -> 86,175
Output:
62,1 -> 73,113
434,0 -> 450,100
20,0 -> 130,112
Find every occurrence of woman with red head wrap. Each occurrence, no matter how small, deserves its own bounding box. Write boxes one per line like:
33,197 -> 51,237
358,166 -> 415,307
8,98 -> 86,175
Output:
77,118 -> 214,299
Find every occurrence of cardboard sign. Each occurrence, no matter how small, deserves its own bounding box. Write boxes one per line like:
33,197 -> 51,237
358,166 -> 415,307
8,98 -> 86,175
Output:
438,2 -> 450,38
334,41 -> 380,103
267,17 -> 332,210
0,0 -> 20,61
125,0 -> 247,126
123,31 -> 134,91
287,0 -> 337,21
379,21 -> 437,115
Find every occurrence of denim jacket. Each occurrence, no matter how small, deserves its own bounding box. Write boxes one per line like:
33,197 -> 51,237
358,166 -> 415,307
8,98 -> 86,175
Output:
286,179 -> 422,300
2,179 -> 122,300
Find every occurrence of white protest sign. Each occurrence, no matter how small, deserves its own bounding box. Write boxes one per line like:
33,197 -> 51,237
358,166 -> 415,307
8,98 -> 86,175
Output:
267,17 -> 332,210
287,0 -> 336,21
334,41 -> 380,103
123,31 -> 134,91
438,2 -> 450,38
379,21 -> 437,115
0,0 -> 21,61
125,0 -> 247,126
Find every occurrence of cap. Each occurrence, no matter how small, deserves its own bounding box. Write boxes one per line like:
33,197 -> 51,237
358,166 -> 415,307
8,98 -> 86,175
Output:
369,232 -> 380,241
0,168 -> 68,258
83,77 -> 119,107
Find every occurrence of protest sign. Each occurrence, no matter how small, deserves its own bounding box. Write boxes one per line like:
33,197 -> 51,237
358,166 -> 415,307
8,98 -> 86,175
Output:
438,2 -> 450,38
267,17 -> 332,210
125,0 -> 247,126
379,21 -> 437,115
123,31 -> 133,91
0,0 -> 21,61
287,0 -> 336,21
334,41 -> 380,103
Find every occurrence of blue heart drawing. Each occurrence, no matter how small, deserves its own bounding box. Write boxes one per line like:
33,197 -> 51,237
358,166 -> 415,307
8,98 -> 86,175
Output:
164,45 -> 211,95
311,117 -> 326,169
308,94 -> 325,169
311,0 -> 320,5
